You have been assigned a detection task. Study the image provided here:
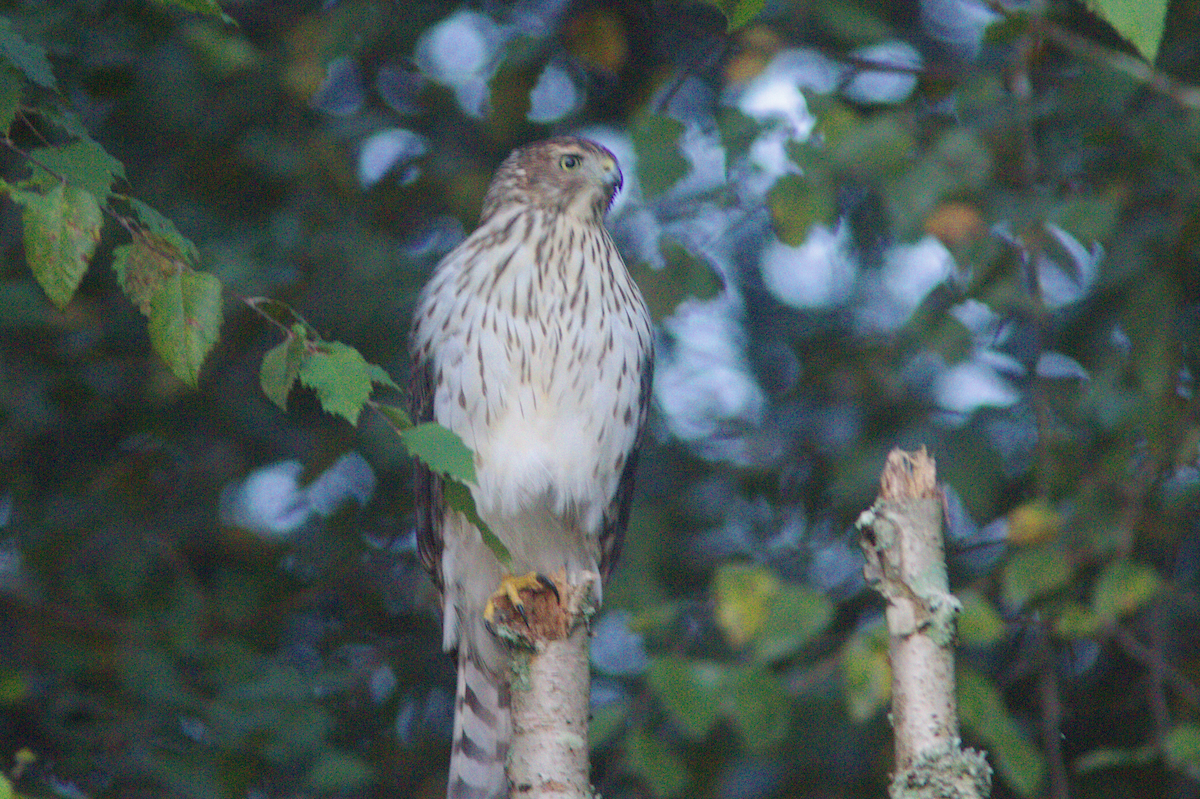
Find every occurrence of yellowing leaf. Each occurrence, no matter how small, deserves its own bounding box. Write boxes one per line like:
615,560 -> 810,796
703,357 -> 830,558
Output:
113,236 -> 180,315
564,9 -> 628,73
441,480 -> 509,564
0,68 -> 25,133
148,269 -> 223,387
1165,724 -> 1200,775
12,184 -> 103,310
129,198 -> 200,262
148,0 -> 236,26
366,363 -> 399,391
712,563 -> 779,649
1007,498 -> 1061,546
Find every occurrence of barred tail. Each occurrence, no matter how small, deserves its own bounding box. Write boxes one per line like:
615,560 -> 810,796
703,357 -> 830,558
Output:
448,648 -> 511,799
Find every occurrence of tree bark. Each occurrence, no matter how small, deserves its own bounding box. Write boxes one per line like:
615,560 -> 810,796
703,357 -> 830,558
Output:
856,448 -> 992,799
500,570 -> 595,799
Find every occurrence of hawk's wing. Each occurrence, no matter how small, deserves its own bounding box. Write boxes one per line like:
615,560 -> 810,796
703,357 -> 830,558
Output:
598,346 -> 654,583
410,353 -> 445,593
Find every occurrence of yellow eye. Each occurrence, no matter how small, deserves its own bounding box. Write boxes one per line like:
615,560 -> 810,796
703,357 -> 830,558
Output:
560,154 -> 583,170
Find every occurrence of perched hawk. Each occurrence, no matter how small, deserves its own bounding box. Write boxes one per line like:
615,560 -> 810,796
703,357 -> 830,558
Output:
410,137 -> 653,799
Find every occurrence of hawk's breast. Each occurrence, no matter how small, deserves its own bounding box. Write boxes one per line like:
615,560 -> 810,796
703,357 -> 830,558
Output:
416,208 -> 651,535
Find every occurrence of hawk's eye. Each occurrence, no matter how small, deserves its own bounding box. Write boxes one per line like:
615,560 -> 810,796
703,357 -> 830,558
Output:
559,154 -> 583,170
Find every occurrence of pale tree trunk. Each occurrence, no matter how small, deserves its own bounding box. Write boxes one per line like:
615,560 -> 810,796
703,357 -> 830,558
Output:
500,571 -> 595,799
856,448 -> 992,799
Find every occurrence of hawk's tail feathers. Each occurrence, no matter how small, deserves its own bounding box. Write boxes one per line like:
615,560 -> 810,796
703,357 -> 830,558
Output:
448,649 -> 511,799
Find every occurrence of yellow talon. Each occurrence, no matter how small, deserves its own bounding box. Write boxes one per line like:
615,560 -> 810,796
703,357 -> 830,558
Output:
483,571 -> 560,625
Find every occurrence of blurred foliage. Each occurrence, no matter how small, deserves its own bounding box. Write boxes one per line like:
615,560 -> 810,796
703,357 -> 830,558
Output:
1,0 -> 1200,799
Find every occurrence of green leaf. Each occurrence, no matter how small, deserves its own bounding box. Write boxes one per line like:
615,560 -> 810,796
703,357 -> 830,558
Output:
1074,745 -> 1156,773
442,479 -> 509,563
1165,724 -> 1200,776
983,12 -> 1032,45
29,140 -> 125,202
1092,560 -> 1162,621
305,750 -> 373,791
724,665 -> 790,749
1000,546 -> 1074,609
399,422 -> 477,485
0,66 -> 23,133
768,173 -> 834,246
716,108 -> 761,159
375,402 -> 413,430
0,279 -> 47,327
39,104 -> 89,140
959,666 -> 1046,798
148,269 -> 223,387
298,341 -> 373,424
148,0 -> 237,26
629,242 -> 721,322
755,583 -> 834,664
1052,601 -> 1103,639
886,129 -> 992,239
625,728 -> 689,798
646,656 -> 723,739
1088,0 -> 1168,63
631,114 -> 688,200
128,197 -> 200,262
13,184 -> 103,309
841,627 -> 891,722
367,362 -> 399,390
0,18 -> 55,89
701,0 -> 766,31
829,111 -> 915,176
957,590 -> 1006,646
589,699 -> 628,749
259,335 -> 306,411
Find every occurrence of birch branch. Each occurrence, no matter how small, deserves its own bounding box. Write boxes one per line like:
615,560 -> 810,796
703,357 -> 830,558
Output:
856,448 -> 992,799
497,569 -> 595,799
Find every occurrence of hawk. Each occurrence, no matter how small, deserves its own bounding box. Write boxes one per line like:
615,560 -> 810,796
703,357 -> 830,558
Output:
410,137 -> 653,799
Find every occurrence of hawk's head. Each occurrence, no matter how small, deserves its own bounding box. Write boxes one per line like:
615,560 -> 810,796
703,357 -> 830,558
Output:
480,137 -> 623,223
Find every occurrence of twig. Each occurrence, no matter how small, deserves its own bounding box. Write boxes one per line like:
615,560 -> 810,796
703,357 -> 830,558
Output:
1036,630 -> 1069,799
1110,622 -> 1200,711
1041,23 -> 1200,109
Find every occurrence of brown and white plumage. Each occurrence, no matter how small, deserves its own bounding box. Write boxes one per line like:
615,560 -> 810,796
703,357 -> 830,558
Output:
410,137 -> 653,799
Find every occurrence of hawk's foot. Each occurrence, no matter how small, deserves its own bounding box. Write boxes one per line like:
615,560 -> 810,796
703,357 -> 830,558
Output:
484,571 -> 561,629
